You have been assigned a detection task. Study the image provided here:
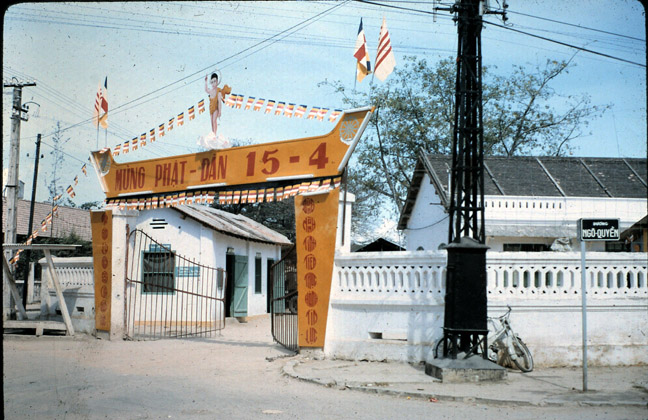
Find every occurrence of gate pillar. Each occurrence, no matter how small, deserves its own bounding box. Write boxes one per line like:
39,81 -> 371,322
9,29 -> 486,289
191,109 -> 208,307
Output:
294,189 -> 339,349
91,208 -> 138,341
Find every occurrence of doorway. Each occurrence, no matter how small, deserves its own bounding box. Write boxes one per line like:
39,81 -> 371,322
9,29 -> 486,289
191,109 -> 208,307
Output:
225,253 -> 248,318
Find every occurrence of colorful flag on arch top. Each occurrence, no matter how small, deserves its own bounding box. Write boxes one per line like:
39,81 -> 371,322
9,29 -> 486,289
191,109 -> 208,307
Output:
353,18 -> 371,83
375,17 -> 396,81
93,77 -> 108,128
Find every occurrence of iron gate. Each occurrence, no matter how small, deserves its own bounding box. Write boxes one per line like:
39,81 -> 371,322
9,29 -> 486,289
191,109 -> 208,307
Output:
125,229 -> 226,340
270,245 -> 298,351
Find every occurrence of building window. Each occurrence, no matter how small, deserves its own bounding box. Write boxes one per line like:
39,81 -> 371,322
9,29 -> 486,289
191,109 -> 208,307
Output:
142,246 -> 176,294
503,243 -> 549,252
255,253 -> 262,294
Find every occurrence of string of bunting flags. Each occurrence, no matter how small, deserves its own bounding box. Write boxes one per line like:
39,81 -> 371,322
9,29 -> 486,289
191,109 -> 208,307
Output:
103,177 -> 342,211
111,94 -> 342,158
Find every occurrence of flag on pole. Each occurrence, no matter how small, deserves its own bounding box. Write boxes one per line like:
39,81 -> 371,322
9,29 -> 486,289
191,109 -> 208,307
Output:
354,19 -> 371,83
375,17 -> 396,81
93,77 -> 109,128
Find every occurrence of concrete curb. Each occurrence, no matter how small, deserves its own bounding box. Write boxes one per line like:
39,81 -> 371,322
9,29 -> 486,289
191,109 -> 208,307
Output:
281,359 -> 648,408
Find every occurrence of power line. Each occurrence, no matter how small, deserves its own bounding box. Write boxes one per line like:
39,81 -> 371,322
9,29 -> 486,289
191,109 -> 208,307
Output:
506,8 -> 644,42
485,21 -> 646,68
354,0 -> 645,68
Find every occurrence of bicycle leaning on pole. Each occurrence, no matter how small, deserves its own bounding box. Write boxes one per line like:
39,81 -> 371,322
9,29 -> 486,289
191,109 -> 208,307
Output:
434,305 -> 534,372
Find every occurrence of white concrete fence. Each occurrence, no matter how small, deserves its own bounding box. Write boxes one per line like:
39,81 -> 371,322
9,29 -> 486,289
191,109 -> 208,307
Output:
39,257 -> 95,334
325,251 -> 647,367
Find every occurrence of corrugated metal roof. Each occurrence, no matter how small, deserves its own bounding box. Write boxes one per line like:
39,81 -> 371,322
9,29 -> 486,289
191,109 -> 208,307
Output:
398,153 -> 647,229
172,204 -> 292,246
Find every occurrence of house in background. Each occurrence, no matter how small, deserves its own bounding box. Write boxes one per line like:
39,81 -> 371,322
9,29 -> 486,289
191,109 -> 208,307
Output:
398,154 -> 647,252
2,198 -> 92,242
134,204 -> 292,320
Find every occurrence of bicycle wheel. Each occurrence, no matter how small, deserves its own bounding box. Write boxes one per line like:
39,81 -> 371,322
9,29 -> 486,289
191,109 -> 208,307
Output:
434,336 -> 457,359
511,336 -> 534,372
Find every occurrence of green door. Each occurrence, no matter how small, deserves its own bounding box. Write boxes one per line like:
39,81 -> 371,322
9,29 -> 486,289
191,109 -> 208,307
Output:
231,255 -> 248,317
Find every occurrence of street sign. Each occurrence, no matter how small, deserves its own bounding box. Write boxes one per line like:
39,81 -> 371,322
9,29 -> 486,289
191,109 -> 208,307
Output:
90,107 -> 373,200
578,219 -> 620,242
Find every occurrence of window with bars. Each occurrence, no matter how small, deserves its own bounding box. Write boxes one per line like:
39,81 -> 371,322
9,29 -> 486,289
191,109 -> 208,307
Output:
142,247 -> 176,294
255,253 -> 262,294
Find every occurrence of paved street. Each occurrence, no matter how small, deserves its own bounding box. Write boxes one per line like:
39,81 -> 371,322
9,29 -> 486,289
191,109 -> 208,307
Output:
3,316 -> 647,419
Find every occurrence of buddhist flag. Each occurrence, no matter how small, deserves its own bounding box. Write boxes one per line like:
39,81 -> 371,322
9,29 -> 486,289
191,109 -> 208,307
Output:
254,98 -> 265,111
245,97 -> 255,110
66,185 -> 75,198
150,128 -> 156,142
235,95 -> 244,109
317,108 -> 328,121
188,106 -> 195,120
275,102 -> 285,115
226,94 -> 236,107
329,109 -> 342,122
295,105 -> 307,118
93,77 -> 108,128
113,143 -> 121,156
73,175 -> 79,186
140,132 -> 147,147
159,123 -> 165,137
168,116 -> 174,130
131,136 -> 138,151
354,19 -> 371,82
81,163 -> 87,176
177,112 -> 184,126
284,103 -> 295,118
265,100 -> 276,114
123,140 -> 130,153
198,99 -> 206,114
307,107 -> 319,120
375,17 -> 396,81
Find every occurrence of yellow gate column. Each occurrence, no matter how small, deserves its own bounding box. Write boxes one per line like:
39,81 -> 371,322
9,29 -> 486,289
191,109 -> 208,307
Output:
294,188 -> 339,348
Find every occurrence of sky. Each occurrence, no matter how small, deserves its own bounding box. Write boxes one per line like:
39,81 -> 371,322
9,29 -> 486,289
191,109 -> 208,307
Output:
3,1 -> 646,213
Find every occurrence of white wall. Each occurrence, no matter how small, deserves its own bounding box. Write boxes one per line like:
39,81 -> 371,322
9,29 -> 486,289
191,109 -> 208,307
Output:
324,251 -> 648,367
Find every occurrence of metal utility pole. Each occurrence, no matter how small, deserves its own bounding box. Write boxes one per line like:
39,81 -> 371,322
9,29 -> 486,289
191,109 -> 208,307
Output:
3,79 -> 36,318
438,0 -> 505,359
22,134 -> 42,307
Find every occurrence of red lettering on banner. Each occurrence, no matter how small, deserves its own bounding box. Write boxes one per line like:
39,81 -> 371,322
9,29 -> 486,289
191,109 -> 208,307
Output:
304,254 -> 317,270
304,272 -> 317,289
303,217 -> 316,233
302,198 -> 315,214
306,310 -> 318,325
305,327 -> 318,344
303,236 -> 317,252
304,291 -> 318,307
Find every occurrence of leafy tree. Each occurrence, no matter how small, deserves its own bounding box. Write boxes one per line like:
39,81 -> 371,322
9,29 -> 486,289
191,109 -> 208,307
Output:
321,56 -> 608,239
216,199 -> 296,242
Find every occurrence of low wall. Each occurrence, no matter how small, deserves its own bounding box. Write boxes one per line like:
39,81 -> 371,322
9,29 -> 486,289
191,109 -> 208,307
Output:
39,257 -> 95,334
324,251 -> 647,367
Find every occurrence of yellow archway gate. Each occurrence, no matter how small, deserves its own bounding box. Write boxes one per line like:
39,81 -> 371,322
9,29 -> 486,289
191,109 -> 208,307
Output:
90,106 -> 373,349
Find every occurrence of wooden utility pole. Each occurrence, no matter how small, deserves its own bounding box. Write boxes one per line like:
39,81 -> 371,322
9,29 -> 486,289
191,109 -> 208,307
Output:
3,80 -> 36,319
